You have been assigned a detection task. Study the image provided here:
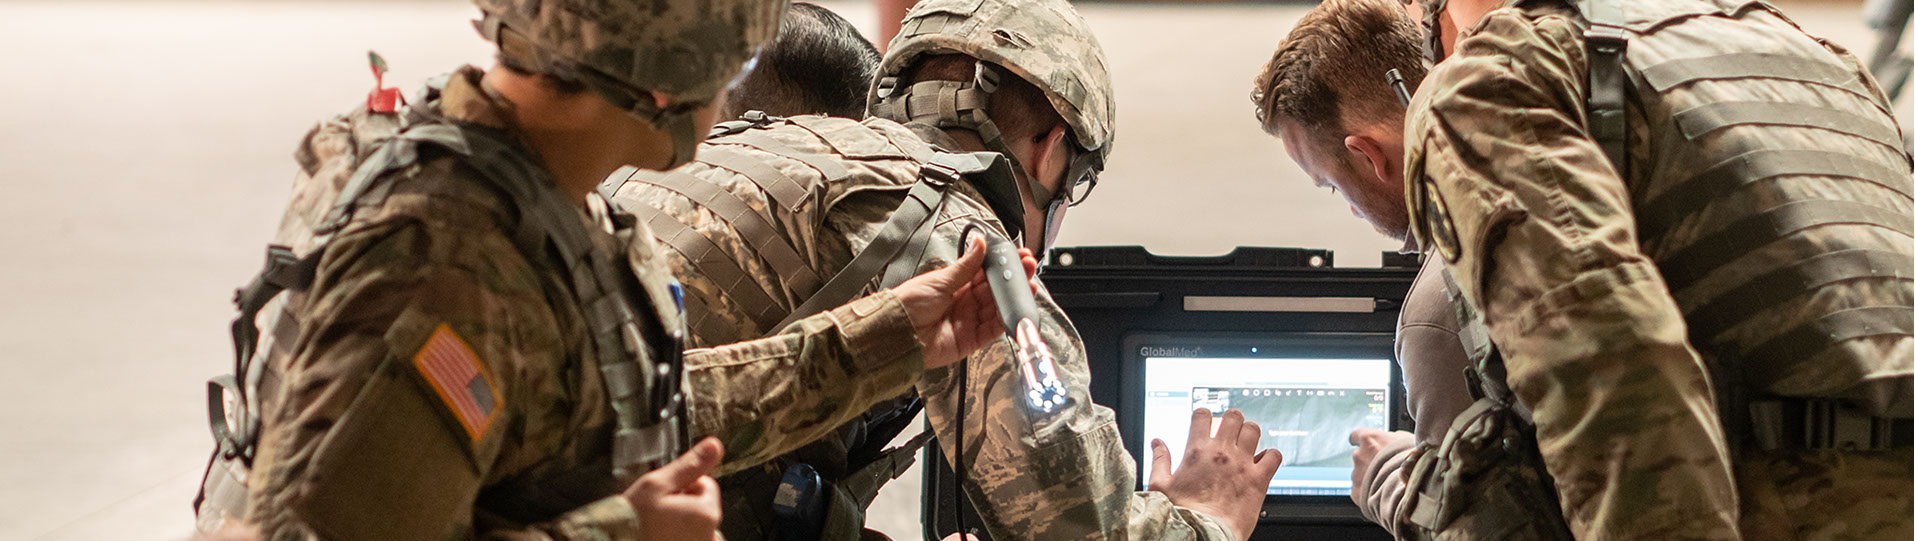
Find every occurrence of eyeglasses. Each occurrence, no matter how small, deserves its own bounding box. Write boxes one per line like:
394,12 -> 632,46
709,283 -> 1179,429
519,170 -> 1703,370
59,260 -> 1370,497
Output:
1057,134 -> 1101,207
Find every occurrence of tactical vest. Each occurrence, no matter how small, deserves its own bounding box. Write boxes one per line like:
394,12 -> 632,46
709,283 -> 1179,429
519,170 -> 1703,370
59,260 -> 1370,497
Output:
601,112 -> 1019,541
194,82 -> 687,535
1402,0 -> 1914,538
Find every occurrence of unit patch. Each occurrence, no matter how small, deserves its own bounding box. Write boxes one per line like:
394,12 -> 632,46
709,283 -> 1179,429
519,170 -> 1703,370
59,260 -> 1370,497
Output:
412,324 -> 501,442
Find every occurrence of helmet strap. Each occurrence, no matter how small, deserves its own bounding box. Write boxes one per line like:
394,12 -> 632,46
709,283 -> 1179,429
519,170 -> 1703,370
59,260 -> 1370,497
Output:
875,62 -> 1066,251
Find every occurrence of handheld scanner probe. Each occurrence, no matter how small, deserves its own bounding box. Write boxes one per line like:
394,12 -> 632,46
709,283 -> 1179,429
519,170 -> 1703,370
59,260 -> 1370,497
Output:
963,224 -> 1071,414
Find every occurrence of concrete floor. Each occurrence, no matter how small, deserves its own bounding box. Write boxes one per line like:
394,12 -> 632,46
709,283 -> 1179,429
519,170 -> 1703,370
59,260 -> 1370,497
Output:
0,1 -> 1904,539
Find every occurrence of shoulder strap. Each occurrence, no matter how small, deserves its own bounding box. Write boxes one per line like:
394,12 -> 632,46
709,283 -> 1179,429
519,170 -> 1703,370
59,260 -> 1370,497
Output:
1581,0 -> 1632,174
767,151 -> 1010,334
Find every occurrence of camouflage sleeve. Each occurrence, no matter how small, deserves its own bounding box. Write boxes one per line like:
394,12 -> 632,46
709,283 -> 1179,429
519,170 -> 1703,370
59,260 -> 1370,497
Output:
246,218 -> 642,541
908,214 -> 1231,541
686,289 -> 925,475
1401,10 -> 1738,539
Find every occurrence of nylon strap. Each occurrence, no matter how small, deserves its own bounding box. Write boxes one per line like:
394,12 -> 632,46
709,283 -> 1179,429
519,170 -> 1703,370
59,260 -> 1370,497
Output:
1640,52 -> 1869,96
634,170 -> 823,295
839,431 -> 934,510
699,146 -> 815,213
879,211 -> 945,291
717,131 -> 853,182
1581,0 -> 1631,174
768,154 -> 993,334
1657,200 -> 1915,291
638,207 -> 786,332
1746,306 -> 1915,386
1673,101 -> 1905,150
1684,249 -> 1915,341
1638,149 -> 1915,237
677,292 -> 741,345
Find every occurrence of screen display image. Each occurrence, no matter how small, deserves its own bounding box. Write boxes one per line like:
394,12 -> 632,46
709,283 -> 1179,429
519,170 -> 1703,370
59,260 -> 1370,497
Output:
1140,350 -> 1390,497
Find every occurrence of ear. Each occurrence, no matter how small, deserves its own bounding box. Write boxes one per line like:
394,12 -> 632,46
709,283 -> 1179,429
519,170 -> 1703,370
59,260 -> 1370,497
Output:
1344,134 -> 1391,190
1030,125 -> 1071,195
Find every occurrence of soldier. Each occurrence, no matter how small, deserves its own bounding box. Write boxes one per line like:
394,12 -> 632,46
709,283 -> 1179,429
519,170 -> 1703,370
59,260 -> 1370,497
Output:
204,0 -> 1038,538
1398,0 -> 1914,538
604,0 -> 1283,539
1247,0 -> 1479,537
718,2 -> 880,120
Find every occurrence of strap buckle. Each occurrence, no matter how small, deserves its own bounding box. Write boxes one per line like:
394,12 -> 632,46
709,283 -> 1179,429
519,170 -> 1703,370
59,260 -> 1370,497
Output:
1584,24 -> 1629,54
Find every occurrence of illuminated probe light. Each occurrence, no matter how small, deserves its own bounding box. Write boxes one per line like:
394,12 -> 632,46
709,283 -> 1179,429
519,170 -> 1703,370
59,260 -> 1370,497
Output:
967,224 -> 1072,415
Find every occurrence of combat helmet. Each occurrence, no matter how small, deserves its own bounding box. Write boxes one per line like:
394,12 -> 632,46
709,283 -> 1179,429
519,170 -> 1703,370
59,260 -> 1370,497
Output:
869,0 -> 1115,251
472,0 -> 785,167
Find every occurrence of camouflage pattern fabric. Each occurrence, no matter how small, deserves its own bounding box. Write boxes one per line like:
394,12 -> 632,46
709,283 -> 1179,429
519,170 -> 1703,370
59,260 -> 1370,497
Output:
246,68 -> 931,541
608,116 -> 1234,540
1402,0 -> 1913,538
872,0 -> 1117,163
469,0 -> 782,104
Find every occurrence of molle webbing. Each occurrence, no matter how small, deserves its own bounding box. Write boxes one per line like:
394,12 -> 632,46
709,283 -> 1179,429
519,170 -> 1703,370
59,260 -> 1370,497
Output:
718,130 -> 854,182
1637,149 -> 1915,237
1641,53 -> 1872,99
1682,249 -> 1914,341
1673,101 -> 1906,150
677,292 -> 737,347
1655,200 -> 1914,291
699,146 -> 816,213
639,208 -> 787,333
1746,306 -> 1915,382
633,170 -> 823,295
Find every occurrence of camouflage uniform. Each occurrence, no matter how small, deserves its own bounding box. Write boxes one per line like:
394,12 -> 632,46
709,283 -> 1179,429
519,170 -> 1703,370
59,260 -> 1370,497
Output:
1402,0 -> 1913,539
211,0 -> 963,538
610,113 -> 1233,540
244,65 -> 933,541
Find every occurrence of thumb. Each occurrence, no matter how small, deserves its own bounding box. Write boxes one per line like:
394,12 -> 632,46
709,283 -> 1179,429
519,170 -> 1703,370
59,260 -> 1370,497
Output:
1147,438 -> 1175,490
938,234 -> 990,293
651,437 -> 725,491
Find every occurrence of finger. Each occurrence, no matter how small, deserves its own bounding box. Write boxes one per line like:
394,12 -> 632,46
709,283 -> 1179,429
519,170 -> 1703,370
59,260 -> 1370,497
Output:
1255,448 -> 1285,478
1147,438 -> 1174,489
1213,409 -> 1246,446
650,437 -> 724,491
1237,420 -> 1262,455
942,235 -> 990,292
1017,248 -> 1039,277
1187,408 -> 1214,445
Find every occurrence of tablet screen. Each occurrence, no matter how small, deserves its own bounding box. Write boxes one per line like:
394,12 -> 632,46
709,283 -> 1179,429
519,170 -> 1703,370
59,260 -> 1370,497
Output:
1139,350 -> 1391,496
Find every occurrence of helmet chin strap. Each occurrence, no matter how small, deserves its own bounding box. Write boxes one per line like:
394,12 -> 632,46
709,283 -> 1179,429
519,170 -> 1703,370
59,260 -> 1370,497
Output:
874,61 -> 1075,258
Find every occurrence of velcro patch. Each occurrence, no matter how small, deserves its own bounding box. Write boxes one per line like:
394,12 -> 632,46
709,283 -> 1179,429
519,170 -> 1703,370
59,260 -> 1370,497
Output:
412,324 -> 501,442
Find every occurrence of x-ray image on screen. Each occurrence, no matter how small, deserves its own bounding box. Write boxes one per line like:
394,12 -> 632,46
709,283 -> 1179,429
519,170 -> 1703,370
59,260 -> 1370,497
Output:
1140,350 -> 1390,496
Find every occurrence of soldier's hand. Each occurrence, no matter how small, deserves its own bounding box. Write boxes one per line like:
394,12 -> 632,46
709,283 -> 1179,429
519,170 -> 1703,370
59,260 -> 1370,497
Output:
1147,408 -> 1282,541
624,437 -> 725,541
1347,428 -> 1412,506
894,236 -> 1039,370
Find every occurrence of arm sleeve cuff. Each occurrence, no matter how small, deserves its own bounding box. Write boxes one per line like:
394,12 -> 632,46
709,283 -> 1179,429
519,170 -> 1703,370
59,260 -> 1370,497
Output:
825,289 -> 924,376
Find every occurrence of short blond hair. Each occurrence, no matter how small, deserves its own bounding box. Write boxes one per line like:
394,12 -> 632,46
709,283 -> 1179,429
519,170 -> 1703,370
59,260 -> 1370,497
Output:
1250,0 -> 1426,140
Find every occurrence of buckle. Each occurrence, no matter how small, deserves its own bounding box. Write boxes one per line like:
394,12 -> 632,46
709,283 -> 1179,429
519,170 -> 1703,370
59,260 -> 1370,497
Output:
1583,24 -> 1628,54
920,160 -> 962,187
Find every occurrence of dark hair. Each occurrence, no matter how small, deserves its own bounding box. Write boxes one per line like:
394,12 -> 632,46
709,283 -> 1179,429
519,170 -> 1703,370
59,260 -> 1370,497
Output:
719,3 -> 881,119
899,54 -> 1062,145
1250,0 -> 1426,141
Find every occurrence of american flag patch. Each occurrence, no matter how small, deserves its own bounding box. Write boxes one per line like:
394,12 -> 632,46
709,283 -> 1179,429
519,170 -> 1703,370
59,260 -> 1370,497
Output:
412,324 -> 501,442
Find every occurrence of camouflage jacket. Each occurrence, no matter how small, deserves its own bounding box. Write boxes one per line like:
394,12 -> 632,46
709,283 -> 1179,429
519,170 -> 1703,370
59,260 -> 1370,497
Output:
1402,0 -> 1912,538
246,68 -> 928,541
610,116 -> 1233,540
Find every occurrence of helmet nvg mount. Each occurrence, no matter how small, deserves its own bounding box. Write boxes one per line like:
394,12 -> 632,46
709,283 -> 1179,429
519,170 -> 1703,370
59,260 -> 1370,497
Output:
471,0 -> 785,168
